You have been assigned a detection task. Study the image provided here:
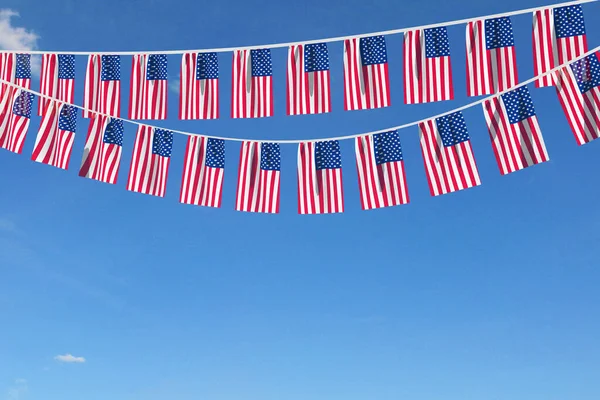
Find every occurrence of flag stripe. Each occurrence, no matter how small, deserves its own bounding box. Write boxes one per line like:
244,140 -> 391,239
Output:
179,136 -> 224,207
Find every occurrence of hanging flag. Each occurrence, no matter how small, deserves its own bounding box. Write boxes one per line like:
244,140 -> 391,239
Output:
419,111 -> 481,196
553,52 -> 600,145
343,36 -> 391,110
355,130 -> 409,210
78,115 -> 124,184
83,55 -> 121,118
31,101 -> 77,170
232,49 -> 273,118
0,88 -> 34,154
180,52 -> 219,120
180,136 -> 225,207
129,54 -> 168,120
533,5 -> 588,87
287,43 -> 331,115
236,142 -> 281,213
39,54 -> 75,115
0,53 -> 31,90
297,140 -> 344,214
126,125 -> 173,197
466,17 -> 518,97
483,86 -> 549,175
404,27 -> 454,104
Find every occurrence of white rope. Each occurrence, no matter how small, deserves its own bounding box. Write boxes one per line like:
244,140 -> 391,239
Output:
0,0 -> 596,55
1,45 -> 598,144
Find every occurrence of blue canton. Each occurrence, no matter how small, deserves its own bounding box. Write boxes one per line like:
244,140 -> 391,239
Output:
554,5 -> 586,38
260,143 -> 281,171
571,53 -> 600,94
436,111 -> 470,147
15,54 -> 31,79
304,43 -> 329,72
315,140 -> 342,170
58,55 -> 75,79
146,54 -> 168,81
58,105 -> 77,133
206,138 -> 225,168
196,52 -> 219,80
360,36 -> 388,65
485,17 -> 515,49
251,49 -> 273,77
12,92 -> 34,118
501,86 -> 536,124
101,55 -> 121,81
373,130 -> 403,164
152,129 -> 173,157
103,119 -> 124,146
424,27 -> 451,58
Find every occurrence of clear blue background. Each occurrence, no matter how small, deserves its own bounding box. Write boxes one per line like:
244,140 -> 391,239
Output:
1,1 -> 599,400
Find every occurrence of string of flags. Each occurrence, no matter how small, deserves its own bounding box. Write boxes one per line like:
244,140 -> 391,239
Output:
0,1 -> 598,215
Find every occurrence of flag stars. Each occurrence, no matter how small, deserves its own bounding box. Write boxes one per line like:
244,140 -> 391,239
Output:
146,54 -> 168,80
58,55 -> 76,79
101,55 -> 121,81
360,35 -> 388,65
251,49 -> 273,77
501,86 -> 537,123
373,130 -> 404,165
206,138 -> 225,168
260,143 -> 281,171
315,140 -> 342,170
485,17 -> 515,49
58,105 -> 77,133
437,111 -> 470,146
104,119 -> 124,146
304,43 -> 330,72
571,53 -> 600,93
152,129 -> 173,157
554,5 -> 586,38
16,54 -> 31,79
197,52 -> 219,80
12,92 -> 34,118
424,27 -> 451,58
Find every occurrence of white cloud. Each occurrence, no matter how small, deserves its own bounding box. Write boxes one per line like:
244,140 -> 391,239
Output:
168,77 -> 179,94
0,10 -> 41,74
14,380 -> 26,385
54,354 -> 86,363
6,379 -> 27,400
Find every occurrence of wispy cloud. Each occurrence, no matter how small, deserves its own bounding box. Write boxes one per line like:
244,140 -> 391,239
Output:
168,77 -> 179,94
54,354 -> 86,363
6,378 -> 27,400
0,9 -> 41,74
13,380 -> 26,385
0,218 -> 16,232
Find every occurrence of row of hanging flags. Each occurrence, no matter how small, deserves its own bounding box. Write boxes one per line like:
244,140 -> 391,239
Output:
0,49 -> 599,213
0,5 -> 592,121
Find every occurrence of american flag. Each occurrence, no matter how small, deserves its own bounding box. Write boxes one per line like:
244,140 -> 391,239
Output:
78,116 -> 124,184
31,102 -> 77,170
483,86 -> 549,175
355,130 -> 409,210
466,17 -> 518,97
39,54 -> 75,115
298,140 -> 344,214
129,54 -> 168,120
419,111 -> 481,196
343,36 -> 391,110
232,49 -> 273,118
0,89 -> 34,154
287,43 -> 331,115
83,55 -> 121,118
236,142 -> 281,213
180,136 -> 225,207
553,52 -> 600,145
180,52 -> 219,120
127,125 -> 173,197
533,5 -> 588,87
404,27 -> 454,104
0,53 -> 31,91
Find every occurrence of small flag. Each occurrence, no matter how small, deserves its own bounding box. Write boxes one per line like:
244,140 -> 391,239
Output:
419,111 -> 481,196
0,88 -> 34,153
287,43 -> 331,115
298,140 -> 344,214
232,49 -> 273,118
466,17 -> 518,97
180,52 -> 219,120
343,36 -> 391,110
483,86 -> 549,175
553,52 -> 600,145
0,53 -> 31,90
355,130 -> 409,210
83,55 -> 121,118
129,54 -> 168,120
404,27 -> 454,104
39,54 -> 75,115
31,101 -> 77,170
236,141 -> 281,213
533,5 -> 588,87
78,115 -> 124,184
126,125 -> 173,197
180,136 -> 225,207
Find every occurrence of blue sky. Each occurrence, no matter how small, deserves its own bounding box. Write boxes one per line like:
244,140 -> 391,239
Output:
1,0 -> 599,400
